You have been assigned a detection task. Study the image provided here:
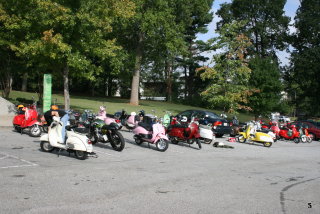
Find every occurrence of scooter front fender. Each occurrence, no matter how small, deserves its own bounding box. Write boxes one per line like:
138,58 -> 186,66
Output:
155,133 -> 169,141
238,131 -> 247,138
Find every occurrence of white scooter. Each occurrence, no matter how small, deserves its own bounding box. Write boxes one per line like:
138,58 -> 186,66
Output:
40,116 -> 94,160
199,123 -> 215,144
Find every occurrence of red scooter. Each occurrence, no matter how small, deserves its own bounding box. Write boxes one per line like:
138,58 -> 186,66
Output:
167,116 -> 201,149
279,124 -> 301,143
13,101 -> 42,137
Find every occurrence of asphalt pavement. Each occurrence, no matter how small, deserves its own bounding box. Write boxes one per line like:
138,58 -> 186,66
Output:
0,127 -> 319,214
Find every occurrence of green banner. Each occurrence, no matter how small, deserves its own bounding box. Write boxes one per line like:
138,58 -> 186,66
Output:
43,74 -> 52,112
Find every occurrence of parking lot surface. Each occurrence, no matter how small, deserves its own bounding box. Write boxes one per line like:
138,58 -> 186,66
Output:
0,127 -> 320,214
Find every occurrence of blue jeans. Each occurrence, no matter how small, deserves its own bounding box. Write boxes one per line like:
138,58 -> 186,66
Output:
61,114 -> 69,143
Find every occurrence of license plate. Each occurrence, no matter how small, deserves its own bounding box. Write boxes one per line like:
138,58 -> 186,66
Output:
224,123 -> 228,126
103,135 -> 108,141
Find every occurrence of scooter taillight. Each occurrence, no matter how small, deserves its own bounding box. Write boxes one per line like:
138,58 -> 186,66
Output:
115,119 -> 120,123
87,139 -> 92,144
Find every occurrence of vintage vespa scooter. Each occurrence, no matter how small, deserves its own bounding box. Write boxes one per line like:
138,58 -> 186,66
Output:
237,122 -> 273,147
167,116 -> 202,149
133,114 -> 169,152
40,116 -> 94,160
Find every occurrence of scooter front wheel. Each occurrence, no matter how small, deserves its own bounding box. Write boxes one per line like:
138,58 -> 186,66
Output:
40,141 -> 54,152
293,137 -> 300,144
237,135 -> 246,143
156,139 -> 169,152
74,150 -> 88,160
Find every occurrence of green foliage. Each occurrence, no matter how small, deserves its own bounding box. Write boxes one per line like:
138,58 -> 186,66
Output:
198,21 -> 253,113
217,0 -> 290,57
288,0 -> 320,116
248,56 -> 283,117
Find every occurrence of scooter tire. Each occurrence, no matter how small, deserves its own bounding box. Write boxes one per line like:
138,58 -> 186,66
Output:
40,141 -> 54,152
74,150 -> 88,160
307,136 -> 312,143
110,130 -> 125,152
293,137 -> 300,144
237,135 -> 246,143
203,138 -> 212,144
29,125 -> 42,137
196,139 -> 202,149
14,126 -> 21,132
156,139 -> 169,152
263,142 -> 272,147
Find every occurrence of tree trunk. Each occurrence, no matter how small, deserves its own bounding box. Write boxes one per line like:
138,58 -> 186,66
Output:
107,76 -> 113,97
21,73 -> 28,92
184,65 -> 188,99
1,72 -> 12,99
165,59 -> 173,102
63,65 -> 70,110
130,33 -> 143,106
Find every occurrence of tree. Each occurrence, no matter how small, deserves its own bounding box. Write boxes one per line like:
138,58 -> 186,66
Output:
217,0 -> 290,57
248,56 -> 283,117
2,0 -> 134,109
198,21 -> 253,113
288,0 -> 320,116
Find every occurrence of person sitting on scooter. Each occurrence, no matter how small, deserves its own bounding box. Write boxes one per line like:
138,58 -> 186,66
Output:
44,105 -> 69,143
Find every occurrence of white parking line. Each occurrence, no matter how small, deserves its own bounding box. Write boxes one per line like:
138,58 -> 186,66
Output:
0,153 -> 38,169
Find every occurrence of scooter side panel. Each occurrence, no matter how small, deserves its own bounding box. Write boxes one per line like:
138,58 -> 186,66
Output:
199,127 -> 214,140
255,132 -> 274,143
67,136 -> 92,152
40,134 -> 49,142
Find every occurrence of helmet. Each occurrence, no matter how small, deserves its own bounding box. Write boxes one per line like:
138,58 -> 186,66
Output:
51,105 -> 59,110
17,104 -> 24,109
138,110 -> 145,117
181,116 -> 188,123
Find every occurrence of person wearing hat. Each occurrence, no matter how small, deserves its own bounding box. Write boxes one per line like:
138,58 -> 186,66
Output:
44,105 -> 69,143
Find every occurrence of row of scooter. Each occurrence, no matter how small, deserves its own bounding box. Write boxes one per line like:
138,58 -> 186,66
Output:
12,104 -> 216,160
236,120 -> 313,148
13,103 -> 312,160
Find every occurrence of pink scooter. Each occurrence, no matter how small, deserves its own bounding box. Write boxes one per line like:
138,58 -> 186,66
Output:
133,115 -> 169,152
96,106 -> 122,129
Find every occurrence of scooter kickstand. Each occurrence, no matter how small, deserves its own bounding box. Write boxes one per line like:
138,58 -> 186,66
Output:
57,148 -> 63,157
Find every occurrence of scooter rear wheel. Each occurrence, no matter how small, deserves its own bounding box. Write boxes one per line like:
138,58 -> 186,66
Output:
74,151 -> 88,160
29,125 -> 42,137
293,137 -> 300,144
156,139 -> 169,152
110,130 -> 125,152
263,142 -> 272,147
40,141 -> 54,152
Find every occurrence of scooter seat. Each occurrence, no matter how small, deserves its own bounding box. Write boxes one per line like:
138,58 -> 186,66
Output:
138,122 -> 153,131
169,124 -> 188,129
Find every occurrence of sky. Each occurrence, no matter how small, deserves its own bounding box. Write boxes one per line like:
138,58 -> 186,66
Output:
197,0 -> 301,66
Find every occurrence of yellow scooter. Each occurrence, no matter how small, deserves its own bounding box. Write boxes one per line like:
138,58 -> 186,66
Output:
237,123 -> 273,147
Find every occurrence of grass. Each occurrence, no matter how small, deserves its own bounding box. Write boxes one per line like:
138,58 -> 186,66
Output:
5,90 -> 255,122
